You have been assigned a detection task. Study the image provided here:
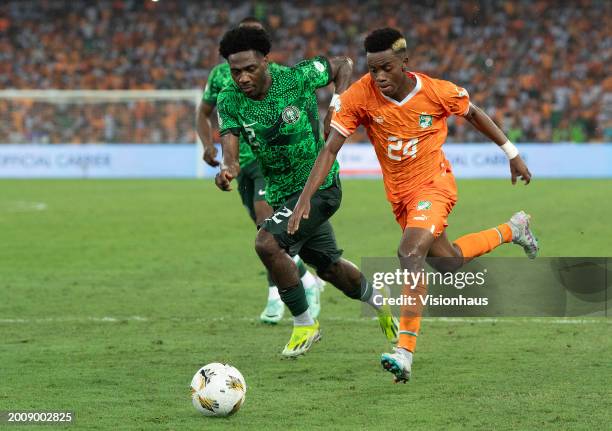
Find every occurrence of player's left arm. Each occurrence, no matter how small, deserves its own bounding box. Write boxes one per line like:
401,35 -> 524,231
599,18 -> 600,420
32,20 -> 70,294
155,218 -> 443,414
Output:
463,103 -> 532,185
323,57 -> 354,138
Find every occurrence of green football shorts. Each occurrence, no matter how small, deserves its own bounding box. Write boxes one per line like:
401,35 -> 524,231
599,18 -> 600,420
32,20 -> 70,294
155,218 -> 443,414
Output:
261,176 -> 343,272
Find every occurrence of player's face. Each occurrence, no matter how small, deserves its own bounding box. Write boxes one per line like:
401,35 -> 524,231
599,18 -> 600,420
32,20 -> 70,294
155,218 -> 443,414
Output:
366,50 -> 409,99
228,50 -> 269,99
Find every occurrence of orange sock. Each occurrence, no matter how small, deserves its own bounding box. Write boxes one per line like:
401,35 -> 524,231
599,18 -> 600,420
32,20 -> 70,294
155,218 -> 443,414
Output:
454,223 -> 512,259
398,315 -> 421,353
398,281 -> 426,353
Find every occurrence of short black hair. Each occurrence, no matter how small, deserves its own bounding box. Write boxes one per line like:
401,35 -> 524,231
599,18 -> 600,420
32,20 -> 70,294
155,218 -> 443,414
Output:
219,27 -> 271,59
364,28 -> 406,53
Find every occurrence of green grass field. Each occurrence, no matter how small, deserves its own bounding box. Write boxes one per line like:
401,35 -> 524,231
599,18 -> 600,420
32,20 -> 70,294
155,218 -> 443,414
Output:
1,179 -> 611,430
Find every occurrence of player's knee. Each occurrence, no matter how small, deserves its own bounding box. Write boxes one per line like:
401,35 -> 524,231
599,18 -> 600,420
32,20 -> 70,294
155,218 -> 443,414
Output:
254,230 -> 279,261
397,246 -> 427,271
397,246 -> 424,260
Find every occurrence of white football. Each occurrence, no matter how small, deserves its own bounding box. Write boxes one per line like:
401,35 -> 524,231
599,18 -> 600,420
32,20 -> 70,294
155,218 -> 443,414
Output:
190,363 -> 247,417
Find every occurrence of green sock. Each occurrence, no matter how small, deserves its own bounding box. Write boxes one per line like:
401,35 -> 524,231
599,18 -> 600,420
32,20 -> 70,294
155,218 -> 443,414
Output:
360,274 -> 373,301
294,255 -> 307,278
278,282 -> 309,316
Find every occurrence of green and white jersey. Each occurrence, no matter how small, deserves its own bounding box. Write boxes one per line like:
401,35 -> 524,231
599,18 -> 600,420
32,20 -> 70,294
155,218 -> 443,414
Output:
217,56 -> 340,207
202,63 -> 256,167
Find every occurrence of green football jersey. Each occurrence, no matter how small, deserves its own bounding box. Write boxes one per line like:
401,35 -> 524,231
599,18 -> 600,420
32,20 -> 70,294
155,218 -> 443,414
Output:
217,56 -> 340,208
202,63 -> 256,167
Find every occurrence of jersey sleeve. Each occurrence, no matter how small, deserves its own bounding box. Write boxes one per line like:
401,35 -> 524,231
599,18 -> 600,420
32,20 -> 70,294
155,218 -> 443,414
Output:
330,82 -> 366,137
216,91 -> 241,137
293,56 -> 333,93
201,65 -> 223,106
431,78 -> 471,117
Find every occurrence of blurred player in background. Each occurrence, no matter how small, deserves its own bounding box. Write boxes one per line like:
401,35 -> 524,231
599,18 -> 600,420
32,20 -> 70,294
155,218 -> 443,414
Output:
214,26 -> 399,357
197,17 -> 323,325
288,28 -> 539,381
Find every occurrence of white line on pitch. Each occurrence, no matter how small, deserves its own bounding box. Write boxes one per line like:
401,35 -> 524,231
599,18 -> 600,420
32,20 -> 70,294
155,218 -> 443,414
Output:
0,316 -> 609,325
1,201 -> 48,212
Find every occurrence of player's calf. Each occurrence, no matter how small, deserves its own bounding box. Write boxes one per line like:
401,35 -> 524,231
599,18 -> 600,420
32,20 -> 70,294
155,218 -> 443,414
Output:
426,255 -> 464,273
316,259 -> 362,299
255,229 -> 318,352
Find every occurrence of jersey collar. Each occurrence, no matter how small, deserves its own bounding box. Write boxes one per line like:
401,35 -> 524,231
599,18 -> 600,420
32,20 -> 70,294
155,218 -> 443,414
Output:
381,72 -> 421,107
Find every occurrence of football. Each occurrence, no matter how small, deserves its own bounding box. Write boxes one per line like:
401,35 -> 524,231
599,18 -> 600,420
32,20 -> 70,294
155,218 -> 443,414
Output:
190,363 -> 247,417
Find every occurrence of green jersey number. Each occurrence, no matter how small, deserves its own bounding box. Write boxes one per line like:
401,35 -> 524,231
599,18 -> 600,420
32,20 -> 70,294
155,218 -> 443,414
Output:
243,123 -> 258,148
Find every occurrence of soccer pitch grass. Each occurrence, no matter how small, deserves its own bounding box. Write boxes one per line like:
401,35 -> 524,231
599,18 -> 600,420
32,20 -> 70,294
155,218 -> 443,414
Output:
1,179 -> 611,430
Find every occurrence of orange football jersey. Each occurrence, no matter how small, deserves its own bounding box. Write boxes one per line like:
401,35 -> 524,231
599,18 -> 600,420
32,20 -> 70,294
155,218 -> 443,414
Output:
331,72 -> 470,203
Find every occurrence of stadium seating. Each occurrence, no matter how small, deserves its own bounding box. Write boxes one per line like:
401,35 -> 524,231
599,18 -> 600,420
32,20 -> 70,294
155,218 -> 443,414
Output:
0,0 -> 609,143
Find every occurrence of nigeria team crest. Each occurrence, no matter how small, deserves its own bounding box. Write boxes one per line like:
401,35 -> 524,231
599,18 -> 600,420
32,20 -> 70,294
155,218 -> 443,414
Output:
419,114 -> 433,128
282,106 -> 300,124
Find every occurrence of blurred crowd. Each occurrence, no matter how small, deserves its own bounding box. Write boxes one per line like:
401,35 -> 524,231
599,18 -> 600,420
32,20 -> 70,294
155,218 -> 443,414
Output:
0,99 -> 196,144
0,0 -> 610,144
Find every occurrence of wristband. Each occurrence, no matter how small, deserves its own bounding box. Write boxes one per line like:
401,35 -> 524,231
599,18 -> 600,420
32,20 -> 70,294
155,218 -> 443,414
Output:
330,93 -> 340,108
500,140 -> 519,160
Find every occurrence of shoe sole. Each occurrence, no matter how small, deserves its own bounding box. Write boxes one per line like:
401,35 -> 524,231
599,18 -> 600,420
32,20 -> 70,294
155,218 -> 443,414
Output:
281,331 -> 321,358
381,355 -> 410,383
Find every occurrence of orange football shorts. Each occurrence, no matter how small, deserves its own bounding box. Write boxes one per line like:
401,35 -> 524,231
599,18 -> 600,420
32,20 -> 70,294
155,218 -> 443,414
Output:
391,170 -> 458,237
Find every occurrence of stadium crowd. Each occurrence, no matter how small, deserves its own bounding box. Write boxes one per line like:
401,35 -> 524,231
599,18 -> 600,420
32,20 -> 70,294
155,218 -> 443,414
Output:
0,0 -> 610,144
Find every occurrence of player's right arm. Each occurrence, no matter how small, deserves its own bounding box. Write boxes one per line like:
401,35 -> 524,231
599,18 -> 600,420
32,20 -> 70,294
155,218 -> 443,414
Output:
196,101 -> 219,167
215,90 -> 242,192
216,131 -> 240,192
287,129 -> 348,234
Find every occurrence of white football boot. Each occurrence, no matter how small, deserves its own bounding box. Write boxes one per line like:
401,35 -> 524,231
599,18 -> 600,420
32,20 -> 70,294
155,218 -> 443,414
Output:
508,211 -> 539,259
381,348 -> 413,383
